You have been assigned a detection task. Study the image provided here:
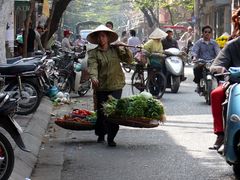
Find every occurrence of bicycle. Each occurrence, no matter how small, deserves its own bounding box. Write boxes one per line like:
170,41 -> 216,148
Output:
115,44 -> 166,98
131,63 -> 166,98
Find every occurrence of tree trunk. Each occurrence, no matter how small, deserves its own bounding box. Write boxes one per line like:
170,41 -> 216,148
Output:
140,7 -> 154,28
148,8 -> 160,28
166,6 -> 179,39
23,0 -> 35,58
42,0 -> 72,48
166,6 -> 174,25
0,0 -> 13,63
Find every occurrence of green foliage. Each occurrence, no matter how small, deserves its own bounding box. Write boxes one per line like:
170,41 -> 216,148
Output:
103,94 -> 165,120
63,0 -> 130,32
115,98 -> 130,116
132,0 -> 194,26
145,98 -> 164,119
102,96 -> 118,117
125,95 -> 148,117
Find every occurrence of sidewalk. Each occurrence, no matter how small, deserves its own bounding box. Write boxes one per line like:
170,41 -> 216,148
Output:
9,97 -> 52,180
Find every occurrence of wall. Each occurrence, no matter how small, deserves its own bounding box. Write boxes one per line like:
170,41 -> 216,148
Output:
0,0 -> 14,63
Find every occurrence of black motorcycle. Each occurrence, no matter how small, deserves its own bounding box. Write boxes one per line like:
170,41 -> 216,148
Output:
0,92 -> 29,179
0,56 -> 47,115
194,59 -> 218,105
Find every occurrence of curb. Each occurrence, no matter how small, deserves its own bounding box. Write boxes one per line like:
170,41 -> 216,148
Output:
9,97 -> 52,180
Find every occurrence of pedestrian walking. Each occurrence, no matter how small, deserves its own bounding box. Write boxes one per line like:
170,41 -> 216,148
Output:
87,25 -> 133,147
34,25 -> 45,52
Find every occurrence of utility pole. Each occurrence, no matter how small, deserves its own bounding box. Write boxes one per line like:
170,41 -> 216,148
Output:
194,0 -> 200,41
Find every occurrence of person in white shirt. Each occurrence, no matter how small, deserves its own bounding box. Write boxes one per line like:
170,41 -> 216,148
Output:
127,29 -> 141,56
61,30 -> 74,52
34,26 -> 45,52
179,26 -> 194,53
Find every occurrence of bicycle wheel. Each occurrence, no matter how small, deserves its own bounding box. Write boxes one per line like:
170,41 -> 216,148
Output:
146,71 -> 166,98
131,70 -> 146,95
122,63 -> 131,73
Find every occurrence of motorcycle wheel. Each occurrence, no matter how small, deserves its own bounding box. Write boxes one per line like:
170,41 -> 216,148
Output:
146,72 -> 166,98
187,49 -> 193,65
6,80 -> 41,115
122,63 -> 131,73
205,80 -> 212,105
0,132 -> 14,180
57,73 -> 71,93
170,76 -> 180,93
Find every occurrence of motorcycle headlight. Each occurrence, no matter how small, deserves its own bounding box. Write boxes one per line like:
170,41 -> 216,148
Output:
205,62 -> 212,69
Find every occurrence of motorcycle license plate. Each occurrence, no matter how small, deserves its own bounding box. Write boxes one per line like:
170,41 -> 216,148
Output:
171,59 -> 180,63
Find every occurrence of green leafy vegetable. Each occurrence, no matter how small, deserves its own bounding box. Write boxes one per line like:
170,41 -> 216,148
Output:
102,94 -> 165,121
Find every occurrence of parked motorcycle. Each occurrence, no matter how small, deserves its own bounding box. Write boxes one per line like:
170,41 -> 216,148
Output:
55,51 -> 91,96
194,59 -> 218,105
214,67 -> 240,178
0,92 -> 29,179
163,48 -> 185,93
0,56 -> 47,115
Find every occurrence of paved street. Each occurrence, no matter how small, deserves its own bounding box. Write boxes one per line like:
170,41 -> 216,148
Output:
30,65 -> 235,180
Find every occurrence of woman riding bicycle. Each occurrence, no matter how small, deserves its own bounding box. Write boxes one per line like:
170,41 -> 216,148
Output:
142,28 -> 168,97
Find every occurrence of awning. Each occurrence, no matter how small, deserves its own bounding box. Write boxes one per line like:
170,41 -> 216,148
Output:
161,25 -> 187,31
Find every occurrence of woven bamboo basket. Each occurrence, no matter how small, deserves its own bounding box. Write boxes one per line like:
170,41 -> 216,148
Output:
55,119 -> 95,131
106,116 -> 159,128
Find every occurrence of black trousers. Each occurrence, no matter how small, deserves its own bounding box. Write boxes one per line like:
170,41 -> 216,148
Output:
95,89 -> 122,141
193,65 -> 203,84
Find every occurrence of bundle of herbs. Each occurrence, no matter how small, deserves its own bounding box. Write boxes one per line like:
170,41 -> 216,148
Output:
102,92 -> 166,122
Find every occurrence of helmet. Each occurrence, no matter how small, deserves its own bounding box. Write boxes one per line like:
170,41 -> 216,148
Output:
64,30 -> 72,37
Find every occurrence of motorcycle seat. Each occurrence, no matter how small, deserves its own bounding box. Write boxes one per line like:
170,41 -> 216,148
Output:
0,63 -> 37,75
18,57 -> 43,66
7,56 -> 23,64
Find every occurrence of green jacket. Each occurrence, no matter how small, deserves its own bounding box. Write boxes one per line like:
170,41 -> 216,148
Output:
88,45 -> 133,91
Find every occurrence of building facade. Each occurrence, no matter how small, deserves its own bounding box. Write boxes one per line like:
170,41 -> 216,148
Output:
195,0 -> 240,40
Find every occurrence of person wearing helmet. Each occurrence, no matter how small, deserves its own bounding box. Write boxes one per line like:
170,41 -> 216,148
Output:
61,30 -> 74,52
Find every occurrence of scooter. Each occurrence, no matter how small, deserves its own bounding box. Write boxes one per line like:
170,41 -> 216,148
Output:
215,67 -> 240,178
0,92 -> 29,179
163,48 -> 185,93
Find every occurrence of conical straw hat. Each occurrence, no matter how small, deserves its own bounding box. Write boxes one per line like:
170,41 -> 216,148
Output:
149,28 -> 168,39
87,25 -> 118,44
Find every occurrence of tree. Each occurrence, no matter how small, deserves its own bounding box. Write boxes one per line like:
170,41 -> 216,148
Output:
132,0 -> 194,29
160,0 -> 194,26
132,0 -> 160,29
42,0 -> 72,47
23,0 -> 35,57
21,0 -> 72,52
0,0 -> 14,63
63,0 -> 131,34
